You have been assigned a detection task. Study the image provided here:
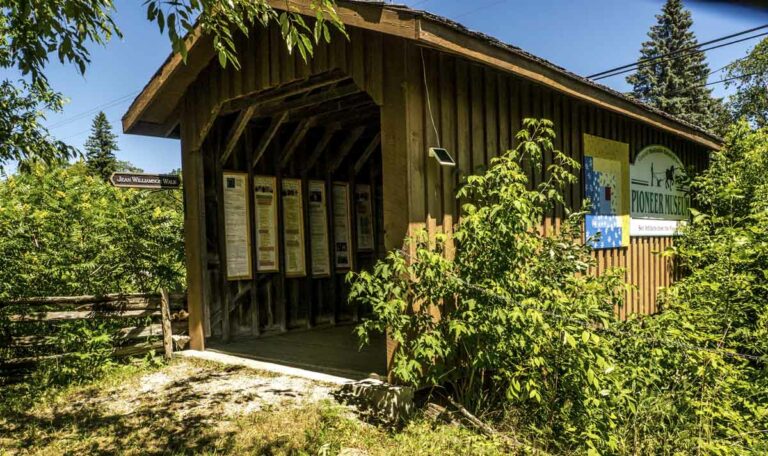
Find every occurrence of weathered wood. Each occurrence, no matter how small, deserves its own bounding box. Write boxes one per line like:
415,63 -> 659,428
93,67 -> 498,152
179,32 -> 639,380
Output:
302,127 -> 338,176
327,126 -> 366,173
220,105 -> 258,166
278,118 -> 314,169
353,132 -> 381,175
1,293 -> 185,308
160,289 -> 174,361
252,112 -> 288,168
8,309 -> 161,322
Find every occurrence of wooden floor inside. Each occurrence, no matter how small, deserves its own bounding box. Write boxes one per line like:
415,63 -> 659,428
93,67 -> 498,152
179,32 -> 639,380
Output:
207,324 -> 387,380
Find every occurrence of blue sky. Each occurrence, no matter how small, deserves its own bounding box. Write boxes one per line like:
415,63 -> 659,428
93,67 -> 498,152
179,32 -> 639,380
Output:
20,0 -> 768,173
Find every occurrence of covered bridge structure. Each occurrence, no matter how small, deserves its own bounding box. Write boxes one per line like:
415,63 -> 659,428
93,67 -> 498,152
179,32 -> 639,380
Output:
123,0 -> 721,377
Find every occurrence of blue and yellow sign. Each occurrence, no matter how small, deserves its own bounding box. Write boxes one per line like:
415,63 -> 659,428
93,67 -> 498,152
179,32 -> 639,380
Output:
583,134 -> 630,249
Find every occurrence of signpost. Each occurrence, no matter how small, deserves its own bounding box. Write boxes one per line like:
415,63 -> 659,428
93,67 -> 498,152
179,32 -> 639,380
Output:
109,173 -> 181,189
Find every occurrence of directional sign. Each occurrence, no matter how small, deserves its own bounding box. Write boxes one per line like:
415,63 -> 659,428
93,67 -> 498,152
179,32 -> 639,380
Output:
109,173 -> 181,189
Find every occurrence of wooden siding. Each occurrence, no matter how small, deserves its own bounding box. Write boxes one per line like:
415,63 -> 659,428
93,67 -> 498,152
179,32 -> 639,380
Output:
177,22 -> 711,351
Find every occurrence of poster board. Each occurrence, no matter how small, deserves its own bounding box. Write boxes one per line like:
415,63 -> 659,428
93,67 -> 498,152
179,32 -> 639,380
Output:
629,145 -> 689,236
583,134 -> 630,249
222,172 -> 252,280
281,178 -> 306,278
253,176 -> 279,272
332,182 -> 354,271
355,184 -> 374,251
308,181 -> 331,277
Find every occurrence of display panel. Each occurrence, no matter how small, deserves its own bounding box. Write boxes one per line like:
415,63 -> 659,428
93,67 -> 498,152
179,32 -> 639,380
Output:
253,176 -> 279,272
332,182 -> 354,271
308,180 -> 331,277
355,184 -> 374,251
282,178 -> 306,277
222,172 -> 252,280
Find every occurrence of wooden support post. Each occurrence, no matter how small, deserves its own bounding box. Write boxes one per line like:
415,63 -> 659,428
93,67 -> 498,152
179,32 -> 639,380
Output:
325,177 -> 338,325
160,288 -> 173,361
220,105 -> 257,166
353,132 -> 381,175
180,105 -> 207,352
252,112 -> 288,168
328,126 -> 366,174
279,118 -> 314,169
246,130 -> 261,337
303,127 -> 338,175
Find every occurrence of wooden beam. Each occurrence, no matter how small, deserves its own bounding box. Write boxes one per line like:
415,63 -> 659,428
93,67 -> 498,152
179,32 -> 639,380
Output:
252,112 -> 288,168
279,118 -> 314,169
353,132 -> 381,175
328,126 -> 366,174
302,127 -> 338,176
222,71 -> 349,114
256,84 -> 360,118
220,105 -> 257,166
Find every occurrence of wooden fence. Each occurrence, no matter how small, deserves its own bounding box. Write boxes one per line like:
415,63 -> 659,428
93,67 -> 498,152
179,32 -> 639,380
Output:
0,291 -> 188,381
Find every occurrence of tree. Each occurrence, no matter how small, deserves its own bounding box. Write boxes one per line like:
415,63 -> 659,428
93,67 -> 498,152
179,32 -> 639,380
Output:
725,37 -> 768,128
627,0 -> 721,131
0,0 -> 342,168
84,111 -> 119,181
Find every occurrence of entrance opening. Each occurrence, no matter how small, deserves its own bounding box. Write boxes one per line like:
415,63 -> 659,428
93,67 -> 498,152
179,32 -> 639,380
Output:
202,71 -> 386,377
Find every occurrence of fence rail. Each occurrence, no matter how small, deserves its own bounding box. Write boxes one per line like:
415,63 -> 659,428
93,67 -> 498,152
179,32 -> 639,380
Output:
0,291 -> 188,381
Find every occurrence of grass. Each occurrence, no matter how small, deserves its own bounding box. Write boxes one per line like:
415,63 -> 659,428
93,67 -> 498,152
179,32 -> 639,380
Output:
0,358 -> 508,455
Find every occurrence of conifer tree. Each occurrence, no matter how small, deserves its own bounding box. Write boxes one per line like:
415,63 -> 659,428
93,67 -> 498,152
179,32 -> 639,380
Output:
84,111 -> 119,181
627,0 -> 721,131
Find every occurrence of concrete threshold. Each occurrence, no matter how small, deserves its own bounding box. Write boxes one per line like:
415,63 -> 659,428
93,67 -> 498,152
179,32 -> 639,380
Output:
178,350 -> 356,385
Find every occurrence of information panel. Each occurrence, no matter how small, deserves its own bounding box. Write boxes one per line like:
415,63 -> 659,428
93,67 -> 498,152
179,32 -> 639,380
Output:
332,182 -> 354,271
281,178 -> 306,278
308,181 -> 331,277
355,184 -> 374,251
222,172 -> 252,280
630,145 -> 689,237
253,176 -> 279,272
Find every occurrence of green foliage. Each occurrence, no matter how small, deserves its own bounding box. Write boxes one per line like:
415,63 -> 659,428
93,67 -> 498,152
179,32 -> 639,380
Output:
626,0 -> 722,132
84,111 -> 119,181
0,80 -> 76,172
352,119 -> 768,454
726,37 -> 768,129
145,0 -> 344,66
0,161 -> 185,298
351,119 -> 628,453
0,0 -> 342,167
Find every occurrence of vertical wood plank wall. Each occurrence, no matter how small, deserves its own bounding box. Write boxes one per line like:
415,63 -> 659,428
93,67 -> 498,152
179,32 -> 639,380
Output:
179,22 -> 711,341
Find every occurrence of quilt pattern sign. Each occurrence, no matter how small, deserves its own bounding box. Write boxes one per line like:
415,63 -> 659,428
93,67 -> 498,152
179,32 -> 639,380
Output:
583,134 -> 630,249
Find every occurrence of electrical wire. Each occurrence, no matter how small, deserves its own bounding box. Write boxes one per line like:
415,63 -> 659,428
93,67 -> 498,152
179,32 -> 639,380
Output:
588,24 -> 768,79
592,31 -> 768,81
47,91 -> 139,130
420,47 -> 442,148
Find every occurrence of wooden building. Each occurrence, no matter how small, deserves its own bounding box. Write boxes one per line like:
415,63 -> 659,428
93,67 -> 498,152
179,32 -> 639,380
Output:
123,0 -> 721,375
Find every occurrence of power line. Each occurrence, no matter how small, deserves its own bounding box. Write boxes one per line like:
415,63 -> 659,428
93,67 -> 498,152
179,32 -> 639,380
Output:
47,91 -> 139,130
592,31 -> 768,81
453,0 -> 509,20
588,24 -> 768,80
666,70 -> 766,97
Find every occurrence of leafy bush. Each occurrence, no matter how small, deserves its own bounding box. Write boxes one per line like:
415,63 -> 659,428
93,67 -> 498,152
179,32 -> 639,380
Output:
0,162 -> 184,387
351,119 -> 768,454
611,120 -> 768,453
351,119 -> 627,453
0,161 -> 185,298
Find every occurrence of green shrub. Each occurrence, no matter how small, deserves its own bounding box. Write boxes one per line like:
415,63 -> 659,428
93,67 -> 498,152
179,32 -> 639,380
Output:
351,119 -> 627,453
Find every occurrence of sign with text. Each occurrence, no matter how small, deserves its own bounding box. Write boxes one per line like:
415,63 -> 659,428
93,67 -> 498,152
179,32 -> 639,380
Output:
355,184 -> 374,251
308,181 -> 331,277
630,145 -> 689,236
222,172 -> 252,281
281,178 -> 306,278
110,173 -> 181,189
253,176 -> 279,273
332,182 -> 354,271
